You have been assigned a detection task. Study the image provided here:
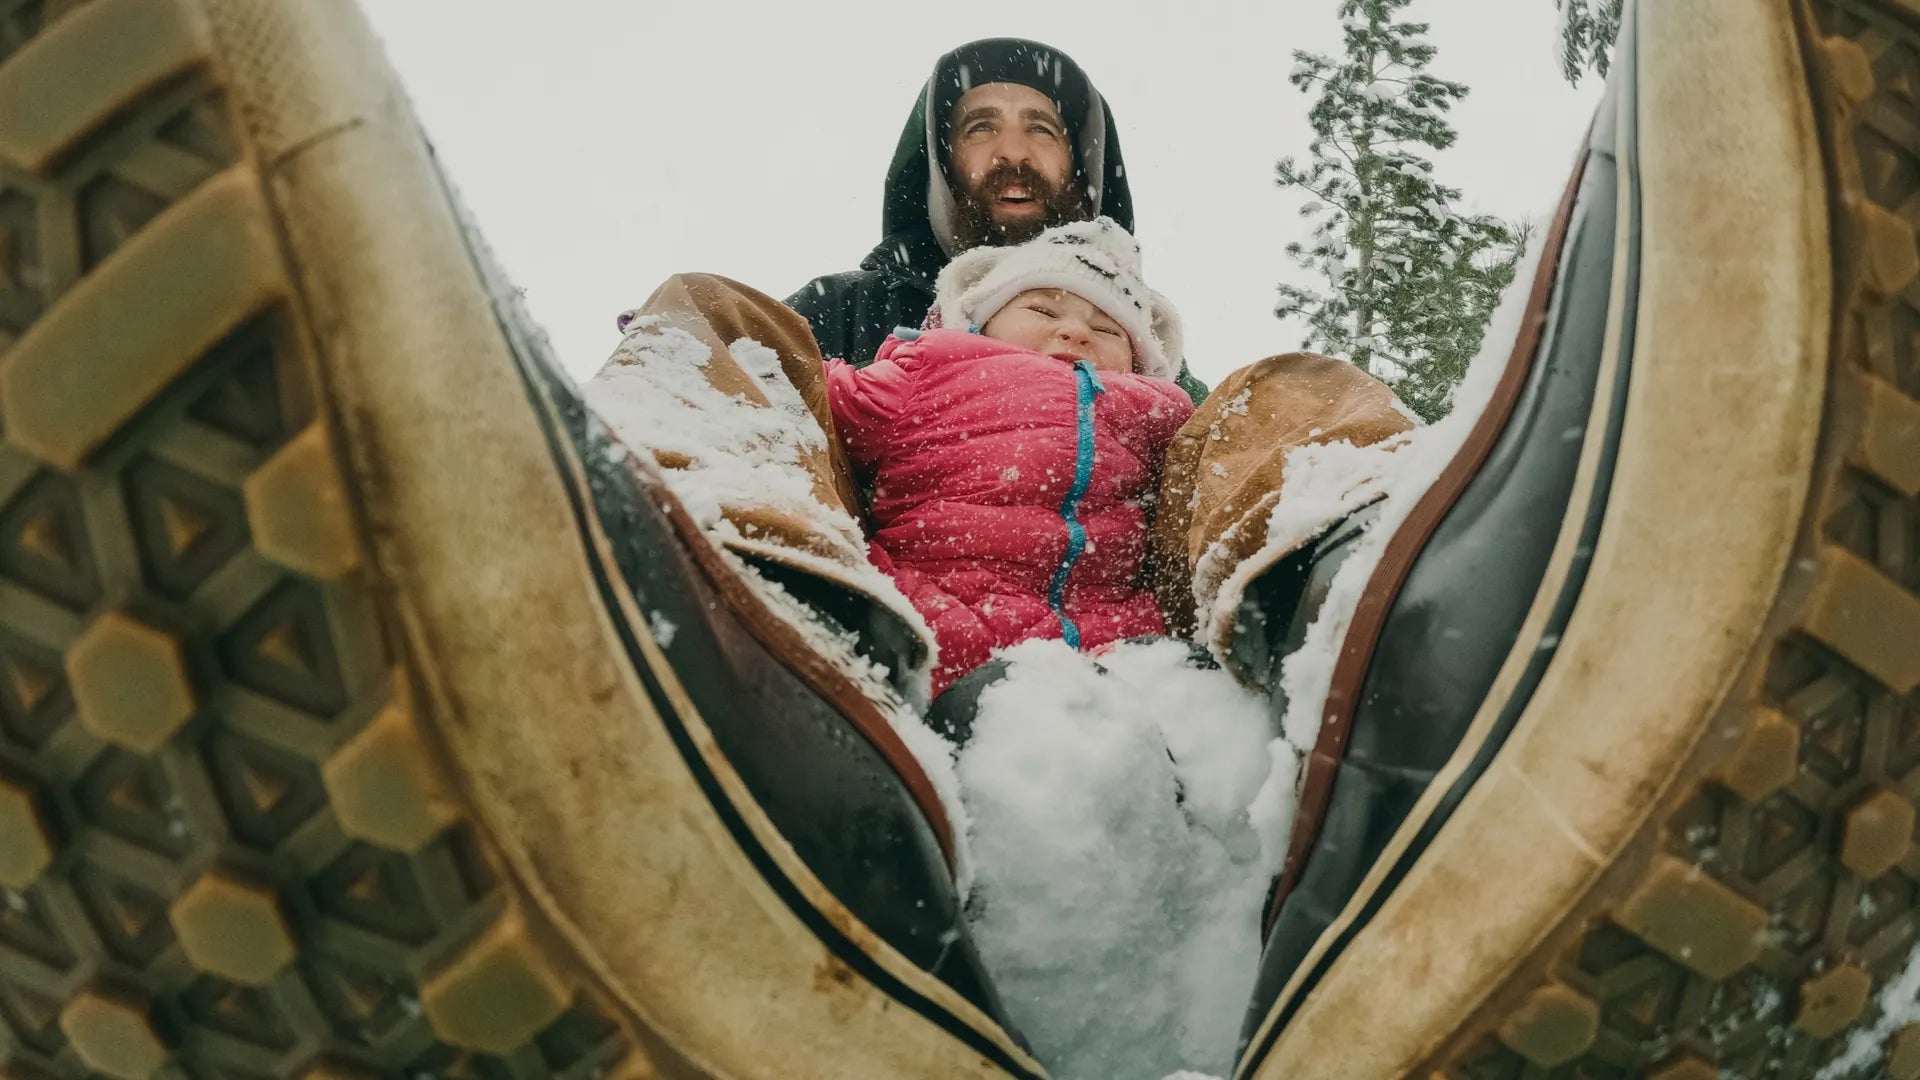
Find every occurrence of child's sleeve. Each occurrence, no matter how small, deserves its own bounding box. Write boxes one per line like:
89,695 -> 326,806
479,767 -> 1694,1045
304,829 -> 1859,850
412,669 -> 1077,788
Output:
824,337 -> 917,473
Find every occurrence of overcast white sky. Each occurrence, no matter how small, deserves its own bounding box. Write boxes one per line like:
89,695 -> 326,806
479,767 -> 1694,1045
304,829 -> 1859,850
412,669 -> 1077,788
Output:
359,1 -> 1604,386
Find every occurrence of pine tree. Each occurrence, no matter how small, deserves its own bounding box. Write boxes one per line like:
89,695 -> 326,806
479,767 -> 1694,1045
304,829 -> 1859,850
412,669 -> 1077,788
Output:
1275,0 -> 1526,423
1555,0 -> 1623,84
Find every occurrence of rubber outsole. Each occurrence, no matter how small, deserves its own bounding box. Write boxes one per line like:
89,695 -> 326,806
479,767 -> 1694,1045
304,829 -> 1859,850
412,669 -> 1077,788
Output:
1420,3 -> 1920,1075
0,1 -> 656,1077
1274,0 -> 1920,1076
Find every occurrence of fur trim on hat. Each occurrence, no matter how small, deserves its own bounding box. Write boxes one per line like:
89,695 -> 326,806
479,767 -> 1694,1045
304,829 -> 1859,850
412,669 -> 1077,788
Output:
933,217 -> 1183,380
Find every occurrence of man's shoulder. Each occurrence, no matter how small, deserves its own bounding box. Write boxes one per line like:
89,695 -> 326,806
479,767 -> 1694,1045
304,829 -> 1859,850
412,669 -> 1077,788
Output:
785,234 -> 945,364
784,265 -> 934,328
789,231 -> 943,304
786,268 -> 888,310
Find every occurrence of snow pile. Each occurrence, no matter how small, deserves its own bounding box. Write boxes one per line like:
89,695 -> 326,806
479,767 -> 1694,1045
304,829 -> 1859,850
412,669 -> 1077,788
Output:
955,638 -> 1292,1080
588,318 -> 939,704
1192,430 -> 1414,670
589,317 -> 863,546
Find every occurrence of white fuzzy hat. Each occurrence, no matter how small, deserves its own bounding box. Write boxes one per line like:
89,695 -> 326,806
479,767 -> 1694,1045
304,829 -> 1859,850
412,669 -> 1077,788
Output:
932,217 -> 1183,380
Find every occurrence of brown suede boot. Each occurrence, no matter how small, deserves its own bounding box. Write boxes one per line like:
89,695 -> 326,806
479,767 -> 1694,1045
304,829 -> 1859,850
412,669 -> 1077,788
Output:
0,2 -> 1037,1076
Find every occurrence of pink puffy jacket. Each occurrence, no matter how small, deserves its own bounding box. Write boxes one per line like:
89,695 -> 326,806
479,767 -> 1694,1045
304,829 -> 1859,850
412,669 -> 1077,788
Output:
826,328 -> 1196,697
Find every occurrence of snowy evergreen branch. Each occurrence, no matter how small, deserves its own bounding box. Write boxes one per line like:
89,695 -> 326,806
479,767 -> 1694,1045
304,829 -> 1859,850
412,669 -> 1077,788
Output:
1274,0 -> 1527,422
1555,0 -> 1623,85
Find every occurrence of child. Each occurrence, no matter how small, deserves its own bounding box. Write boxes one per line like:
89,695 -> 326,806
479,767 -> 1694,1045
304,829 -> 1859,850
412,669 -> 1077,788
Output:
826,218 -> 1197,698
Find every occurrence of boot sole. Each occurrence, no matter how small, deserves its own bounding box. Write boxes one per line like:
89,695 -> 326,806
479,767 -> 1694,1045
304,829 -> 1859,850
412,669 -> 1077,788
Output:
0,1 -> 1036,1077
1245,0 -> 1920,1076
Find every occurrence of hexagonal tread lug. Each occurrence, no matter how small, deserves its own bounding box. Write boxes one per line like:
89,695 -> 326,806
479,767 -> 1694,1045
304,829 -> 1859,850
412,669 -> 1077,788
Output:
1796,962 -> 1873,1039
1797,548 -> 1920,696
1841,790 -> 1916,880
1853,195 -> 1920,299
244,424 -> 362,580
420,911 -> 574,1055
1613,855 -> 1767,980
1820,34 -> 1877,107
321,688 -> 459,853
58,989 -> 167,1080
169,870 -> 296,986
1495,983 -> 1598,1067
1711,706 -> 1800,803
1848,371 -> 1920,498
65,612 -> 197,753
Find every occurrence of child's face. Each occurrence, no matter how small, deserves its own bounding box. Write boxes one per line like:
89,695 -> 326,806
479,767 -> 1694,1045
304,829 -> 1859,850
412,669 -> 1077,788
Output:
979,289 -> 1135,374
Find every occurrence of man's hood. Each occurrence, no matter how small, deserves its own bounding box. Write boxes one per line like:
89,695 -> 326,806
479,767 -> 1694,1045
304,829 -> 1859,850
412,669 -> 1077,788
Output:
863,38 -> 1135,290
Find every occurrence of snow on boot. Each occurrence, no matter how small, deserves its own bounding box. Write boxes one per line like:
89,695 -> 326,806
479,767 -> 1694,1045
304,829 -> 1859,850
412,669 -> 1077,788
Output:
0,3 -> 1034,1078
586,276 -> 943,710
1236,1 -> 1920,1077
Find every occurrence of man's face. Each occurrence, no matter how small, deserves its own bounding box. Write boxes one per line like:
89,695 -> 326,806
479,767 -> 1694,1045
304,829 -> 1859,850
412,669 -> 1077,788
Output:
946,82 -> 1083,248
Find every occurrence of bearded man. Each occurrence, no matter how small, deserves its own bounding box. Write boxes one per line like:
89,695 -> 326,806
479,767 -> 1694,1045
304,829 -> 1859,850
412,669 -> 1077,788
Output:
786,38 -> 1211,402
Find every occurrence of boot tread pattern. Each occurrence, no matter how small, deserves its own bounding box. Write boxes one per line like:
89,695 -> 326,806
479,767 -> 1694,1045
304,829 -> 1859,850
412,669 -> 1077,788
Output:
0,3 -> 638,1077
1428,2 -> 1920,1077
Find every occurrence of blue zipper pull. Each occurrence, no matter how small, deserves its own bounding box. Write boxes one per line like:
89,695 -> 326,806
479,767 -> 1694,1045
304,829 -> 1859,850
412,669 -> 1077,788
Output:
1074,358 -> 1107,394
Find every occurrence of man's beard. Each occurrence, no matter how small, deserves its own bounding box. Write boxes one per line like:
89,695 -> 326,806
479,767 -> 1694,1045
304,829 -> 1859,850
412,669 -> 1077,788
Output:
950,163 -> 1087,251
